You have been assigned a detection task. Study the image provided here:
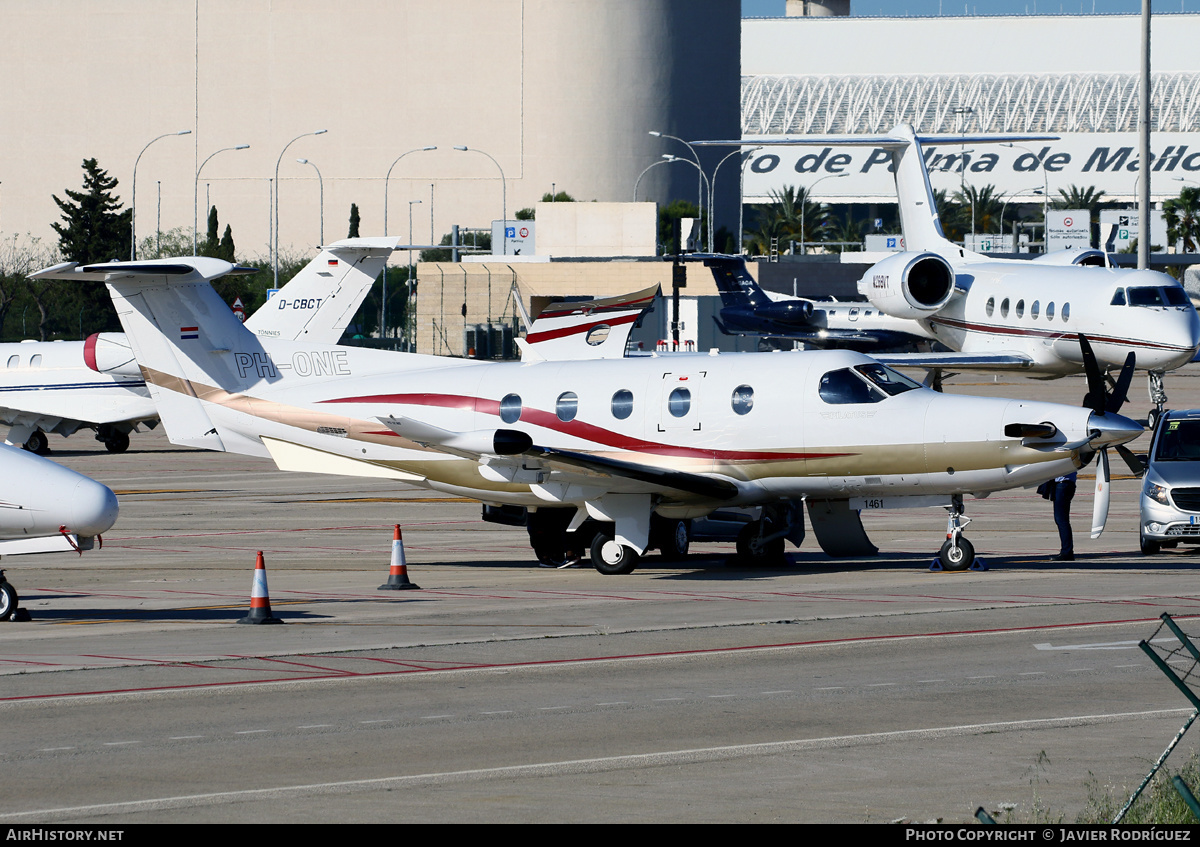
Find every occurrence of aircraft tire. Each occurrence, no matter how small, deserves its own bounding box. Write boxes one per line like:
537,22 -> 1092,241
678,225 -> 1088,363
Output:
735,521 -> 785,567
1147,408 -> 1162,432
937,537 -> 975,571
653,518 -> 690,561
1140,534 -> 1161,556
24,431 -> 49,455
590,532 -> 638,575
105,432 -> 130,453
0,581 -> 18,621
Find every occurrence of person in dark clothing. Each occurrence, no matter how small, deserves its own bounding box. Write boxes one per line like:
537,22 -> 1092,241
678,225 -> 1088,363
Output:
1038,472 -> 1077,561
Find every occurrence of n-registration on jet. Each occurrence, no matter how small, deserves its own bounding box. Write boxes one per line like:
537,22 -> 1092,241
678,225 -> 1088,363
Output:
0,237 -> 398,453
33,254 -> 1143,574
697,125 -> 1200,424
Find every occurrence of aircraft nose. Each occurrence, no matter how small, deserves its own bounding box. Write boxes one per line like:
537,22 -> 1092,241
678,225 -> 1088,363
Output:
67,477 -> 119,536
1087,411 -> 1145,448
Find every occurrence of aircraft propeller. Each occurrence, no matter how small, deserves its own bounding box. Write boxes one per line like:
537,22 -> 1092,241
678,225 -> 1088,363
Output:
1079,334 -> 1140,538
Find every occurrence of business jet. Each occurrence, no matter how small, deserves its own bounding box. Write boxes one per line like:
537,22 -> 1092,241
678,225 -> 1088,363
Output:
0,442 -> 119,619
696,125 -> 1200,425
32,255 -> 1143,575
0,237 -> 399,454
707,255 -> 936,352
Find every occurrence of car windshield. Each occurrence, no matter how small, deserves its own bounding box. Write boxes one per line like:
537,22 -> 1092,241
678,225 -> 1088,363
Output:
1153,419 -> 1200,461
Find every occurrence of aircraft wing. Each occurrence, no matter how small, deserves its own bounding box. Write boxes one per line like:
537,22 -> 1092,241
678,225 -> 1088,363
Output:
0,392 -> 157,429
377,416 -> 739,501
874,351 -> 1036,370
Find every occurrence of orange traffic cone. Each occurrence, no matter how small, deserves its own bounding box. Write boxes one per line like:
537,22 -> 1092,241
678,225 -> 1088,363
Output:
238,551 -> 284,624
378,525 -> 421,590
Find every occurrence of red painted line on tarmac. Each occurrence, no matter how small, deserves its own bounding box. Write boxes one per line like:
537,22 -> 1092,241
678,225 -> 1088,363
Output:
253,656 -> 358,675
6,612 -> 1196,704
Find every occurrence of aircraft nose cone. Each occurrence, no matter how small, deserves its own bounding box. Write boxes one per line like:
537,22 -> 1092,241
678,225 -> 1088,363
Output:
1088,411 -> 1145,448
67,477 -> 119,536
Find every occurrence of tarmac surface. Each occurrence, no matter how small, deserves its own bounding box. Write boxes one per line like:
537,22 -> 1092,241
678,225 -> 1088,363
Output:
3,368 -> 1200,823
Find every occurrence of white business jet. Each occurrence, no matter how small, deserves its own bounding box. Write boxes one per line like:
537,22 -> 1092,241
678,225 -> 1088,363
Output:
696,125 -> 1200,425
0,443 -> 119,619
32,255 -> 1142,574
0,237 -> 399,453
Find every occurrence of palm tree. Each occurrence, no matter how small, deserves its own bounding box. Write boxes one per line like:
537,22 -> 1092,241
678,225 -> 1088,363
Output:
1163,186 -> 1200,253
952,184 -> 1006,235
743,185 -> 831,255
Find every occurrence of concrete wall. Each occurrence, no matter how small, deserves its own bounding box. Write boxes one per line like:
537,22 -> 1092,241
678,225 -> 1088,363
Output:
0,0 -> 739,265
534,202 -> 658,257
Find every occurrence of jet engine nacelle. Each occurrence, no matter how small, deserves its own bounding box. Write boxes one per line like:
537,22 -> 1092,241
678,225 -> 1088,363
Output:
83,333 -> 141,378
858,252 -> 956,320
1032,249 -> 1109,267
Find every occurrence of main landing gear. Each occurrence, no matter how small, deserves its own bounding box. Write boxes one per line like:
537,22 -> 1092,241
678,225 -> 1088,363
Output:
1147,370 -> 1167,432
935,495 -> 976,572
0,570 -> 22,621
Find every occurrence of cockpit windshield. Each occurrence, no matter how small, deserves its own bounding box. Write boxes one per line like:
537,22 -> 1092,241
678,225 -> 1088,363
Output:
818,364 -> 922,405
1126,286 -> 1191,308
1153,419 -> 1200,462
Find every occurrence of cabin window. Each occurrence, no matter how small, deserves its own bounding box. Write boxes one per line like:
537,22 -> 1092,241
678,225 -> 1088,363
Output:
1062,302 -> 1071,321
667,387 -> 691,418
1111,289 -> 1126,306
1031,301 -> 1040,319
731,385 -> 754,416
1046,302 -> 1056,319
555,391 -> 578,422
499,394 -> 522,424
818,368 -> 883,405
611,389 -> 634,420
1000,298 -> 1010,319
5,355 -> 16,368
585,325 -> 611,346
985,297 -> 995,317
1015,299 -> 1025,319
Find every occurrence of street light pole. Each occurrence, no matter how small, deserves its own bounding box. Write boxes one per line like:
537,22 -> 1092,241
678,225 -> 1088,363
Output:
384,146 -> 436,237
633,159 -> 672,202
711,146 -> 762,255
194,144 -> 249,255
407,199 -> 422,353
132,129 -> 190,260
650,130 -> 704,227
296,158 -> 324,245
275,130 -> 327,288
662,155 -> 711,251
800,172 -> 847,255
454,146 -> 506,255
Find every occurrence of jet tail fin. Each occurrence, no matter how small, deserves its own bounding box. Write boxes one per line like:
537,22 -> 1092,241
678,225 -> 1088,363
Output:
245,236 -> 400,343
30,258 -> 256,453
703,256 -> 774,309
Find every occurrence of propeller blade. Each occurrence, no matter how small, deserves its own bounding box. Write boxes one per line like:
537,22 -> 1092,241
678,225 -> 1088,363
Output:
1090,448 -> 1111,539
1106,351 -> 1137,415
1079,334 -> 1106,416
1115,444 -> 1146,477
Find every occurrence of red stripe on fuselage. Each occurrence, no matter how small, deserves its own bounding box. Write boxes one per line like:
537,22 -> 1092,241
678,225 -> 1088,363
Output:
525,312 -> 640,344
319,392 -> 852,462
927,316 -> 1194,352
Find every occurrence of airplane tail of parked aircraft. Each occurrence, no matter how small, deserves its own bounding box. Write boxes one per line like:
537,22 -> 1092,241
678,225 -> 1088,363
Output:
243,236 -> 400,342
707,256 -> 782,311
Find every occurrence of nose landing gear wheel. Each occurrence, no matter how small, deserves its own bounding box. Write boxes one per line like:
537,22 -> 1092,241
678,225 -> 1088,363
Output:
937,537 -> 975,571
23,430 -> 49,455
590,532 -> 639,575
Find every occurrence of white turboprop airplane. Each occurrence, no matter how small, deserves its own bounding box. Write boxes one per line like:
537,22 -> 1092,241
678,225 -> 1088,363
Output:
697,125 -> 1200,424
32,255 -> 1144,574
0,237 -> 400,454
0,442 -> 119,619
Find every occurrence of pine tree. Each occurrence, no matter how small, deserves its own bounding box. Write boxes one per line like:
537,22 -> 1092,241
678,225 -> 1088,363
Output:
218,225 -> 236,262
51,158 -> 132,264
203,206 -> 220,257
348,203 -> 360,238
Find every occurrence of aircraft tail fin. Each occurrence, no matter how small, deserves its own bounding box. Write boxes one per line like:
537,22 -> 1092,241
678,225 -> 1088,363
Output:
704,256 -> 774,309
30,258 -> 257,453
244,236 -> 400,343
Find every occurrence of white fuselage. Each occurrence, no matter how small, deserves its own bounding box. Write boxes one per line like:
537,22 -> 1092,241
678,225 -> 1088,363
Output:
919,262 -> 1200,374
183,343 -> 1122,513
0,442 -> 119,543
